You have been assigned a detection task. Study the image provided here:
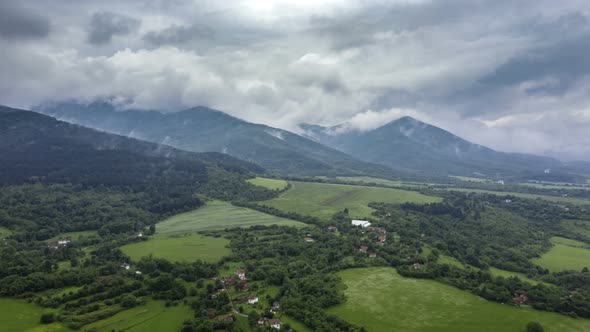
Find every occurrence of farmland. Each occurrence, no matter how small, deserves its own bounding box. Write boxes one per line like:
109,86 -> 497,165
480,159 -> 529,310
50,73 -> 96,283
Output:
120,233 -> 230,262
0,298 -> 70,332
156,200 -> 304,235
327,267 -> 590,332
81,301 -> 192,332
260,181 -> 441,221
533,237 -> 590,272
246,177 -> 289,190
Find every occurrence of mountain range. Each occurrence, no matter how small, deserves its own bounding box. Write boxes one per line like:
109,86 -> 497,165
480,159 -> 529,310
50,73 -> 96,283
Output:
31,102 -> 590,182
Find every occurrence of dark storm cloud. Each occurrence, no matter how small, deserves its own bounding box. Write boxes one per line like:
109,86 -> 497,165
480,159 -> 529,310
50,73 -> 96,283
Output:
0,2 -> 50,39
87,11 -> 140,45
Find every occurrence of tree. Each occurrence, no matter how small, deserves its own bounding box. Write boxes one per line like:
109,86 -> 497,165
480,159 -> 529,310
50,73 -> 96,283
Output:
149,224 -> 156,235
40,313 -> 55,324
526,321 -> 544,332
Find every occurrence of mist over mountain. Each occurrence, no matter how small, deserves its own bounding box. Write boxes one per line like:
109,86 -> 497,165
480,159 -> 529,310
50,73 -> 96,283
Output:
302,116 -> 588,182
34,101 -> 399,179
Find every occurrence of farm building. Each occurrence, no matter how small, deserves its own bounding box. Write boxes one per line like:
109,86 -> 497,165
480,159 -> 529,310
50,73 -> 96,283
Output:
352,219 -> 371,227
248,295 -> 259,304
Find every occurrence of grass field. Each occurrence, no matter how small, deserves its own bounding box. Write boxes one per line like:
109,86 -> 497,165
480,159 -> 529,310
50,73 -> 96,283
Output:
561,219 -> 590,239
247,177 -> 289,190
157,200 -> 305,235
47,231 -> 97,242
260,181 -> 441,221
81,301 -> 192,332
327,267 -> 590,332
0,226 -> 12,239
450,175 -> 490,183
0,298 -> 70,332
334,176 -> 429,188
488,267 -> 549,286
519,182 -> 589,190
445,188 -> 590,205
120,233 -> 230,263
281,315 -> 311,332
533,237 -> 590,272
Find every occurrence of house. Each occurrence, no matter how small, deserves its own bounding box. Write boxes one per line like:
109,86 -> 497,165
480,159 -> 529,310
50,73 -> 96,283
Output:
236,269 -> 246,280
271,302 -> 280,312
359,246 -> 368,253
413,263 -> 422,270
121,262 -> 130,270
240,282 -> 249,292
135,271 -> 142,275
513,291 -> 529,304
224,277 -> 237,286
369,253 -> 377,258
327,226 -> 338,232
352,220 -> 371,228
505,199 -> 512,203
304,237 -> 315,243
377,235 -> 386,243
270,319 -> 282,330
258,319 -> 266,326
368,227 -> 386,234
248,295 -> 258,304
57,237 -> 72,245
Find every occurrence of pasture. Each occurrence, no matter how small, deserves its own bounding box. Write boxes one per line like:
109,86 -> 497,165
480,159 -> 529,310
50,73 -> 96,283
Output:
488,267 -> 549,286
533,237 -> 590,272
246,177 -> 289,190
327,267 -> 590,332
157,200 -> 304,235
0,298 -> 70,332
120,233 -> 230,263
260,181 -> 441,221
81,301 -> 192,332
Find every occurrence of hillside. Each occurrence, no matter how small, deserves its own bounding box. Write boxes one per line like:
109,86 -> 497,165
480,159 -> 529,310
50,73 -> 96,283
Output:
34,101 -> 398,178
302,116 -> 584,181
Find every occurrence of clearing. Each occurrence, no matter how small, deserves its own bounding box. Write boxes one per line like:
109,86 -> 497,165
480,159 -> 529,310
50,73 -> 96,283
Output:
328,267 -> 590,332
120,233 -> 230,263
260,181 -> 441,221
533,237 -> 590,272
157,200 -> 304,235
247,177 -> 289,190
0,298 -> 70,332
81,301 -> 192,332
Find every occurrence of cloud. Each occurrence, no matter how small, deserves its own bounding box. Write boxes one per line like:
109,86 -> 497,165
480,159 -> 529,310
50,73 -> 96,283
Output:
0,2 -> 50,39
2,0 -> 590,160
87,11 -> 140,45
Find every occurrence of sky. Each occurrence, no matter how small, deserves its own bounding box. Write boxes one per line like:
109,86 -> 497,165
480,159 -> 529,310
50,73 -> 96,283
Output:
1,0 -> 590,161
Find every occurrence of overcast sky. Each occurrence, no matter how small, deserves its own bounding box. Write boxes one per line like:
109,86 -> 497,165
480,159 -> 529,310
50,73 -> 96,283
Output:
1,0 -> 590,161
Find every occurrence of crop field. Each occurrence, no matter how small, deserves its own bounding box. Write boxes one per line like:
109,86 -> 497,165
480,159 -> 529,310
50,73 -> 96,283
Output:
533,237 -> 590,272
120,233 -> 230,262
81,301 -> 192,332
246,177 -> 289,190
156,200 -> 304,235
0,298 -> 70,332
327,267 -> 590,332
445,188 -> 590,205
260,181 -> 441,221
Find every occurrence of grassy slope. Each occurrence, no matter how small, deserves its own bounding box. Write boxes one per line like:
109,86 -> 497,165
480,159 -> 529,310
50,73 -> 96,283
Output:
246,177 -> 289,190
157,200 -> 305,235
0,298 -> 70,332
120,233 -> 230,263
533,237 -> 590,272
81,301 -> 192,332
488,267 -> 549,286
260,181 -> 441,221
328,267 -> 590,332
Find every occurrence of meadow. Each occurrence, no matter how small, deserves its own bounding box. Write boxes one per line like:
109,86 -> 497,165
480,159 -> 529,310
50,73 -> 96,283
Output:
156,200 -> 305,235
120,233 -> 230,263
488,267 -> 549,286
260,181 -> 441,221
246,177 -> 289,190
0,298 -> 70,332
533,237 -> 590,272
327,267 -> 590,332
81,301 -> 192,332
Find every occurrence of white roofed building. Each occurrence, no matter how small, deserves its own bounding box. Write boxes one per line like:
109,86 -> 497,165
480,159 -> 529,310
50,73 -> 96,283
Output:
351,220 -> 371,228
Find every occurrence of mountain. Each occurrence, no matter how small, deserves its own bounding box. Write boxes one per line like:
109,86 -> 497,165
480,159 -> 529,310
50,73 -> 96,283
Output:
34,101 -> 398,178
301,116 -> 581,181
0,105 -> 264,186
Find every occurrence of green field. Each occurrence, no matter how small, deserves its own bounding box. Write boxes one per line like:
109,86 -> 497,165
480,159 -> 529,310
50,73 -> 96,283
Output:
0,298 -> 70,332
488,267 -> 549,286
562,219 -> 590,239
327,267 -> 590,332
247,177 -> 289,190
533,237 -> 590,272
445,188 -> 590,205
281,315 -> 311,332
335,176 -> 430,188
157,200 -> 305,235
450,175 -> 490,183
81,301 -> 192,332
47,231 -> 97,242
519,182 -> 590,190
0,226 -> 12,239
260,181 -> 441,221
120,233 -> 230,263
